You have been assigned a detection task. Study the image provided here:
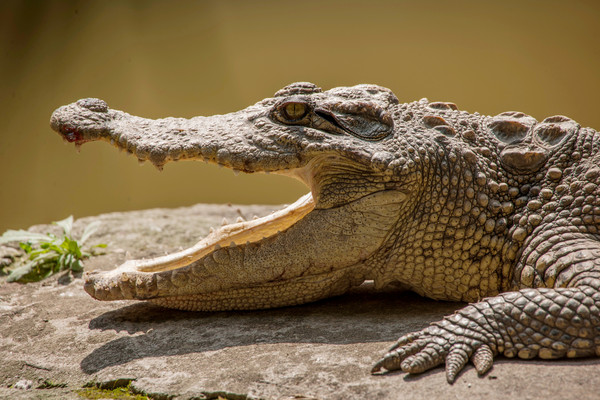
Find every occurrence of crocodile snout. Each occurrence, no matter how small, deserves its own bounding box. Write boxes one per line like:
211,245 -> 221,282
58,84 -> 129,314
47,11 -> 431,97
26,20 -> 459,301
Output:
50,98 -> 112,145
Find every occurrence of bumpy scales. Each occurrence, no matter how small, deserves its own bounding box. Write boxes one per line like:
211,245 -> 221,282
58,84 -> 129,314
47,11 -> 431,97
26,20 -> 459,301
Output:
50,82 -> 600,383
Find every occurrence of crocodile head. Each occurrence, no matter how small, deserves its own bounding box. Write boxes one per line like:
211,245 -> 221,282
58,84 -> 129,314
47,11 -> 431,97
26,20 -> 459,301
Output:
50,82 -> 419,310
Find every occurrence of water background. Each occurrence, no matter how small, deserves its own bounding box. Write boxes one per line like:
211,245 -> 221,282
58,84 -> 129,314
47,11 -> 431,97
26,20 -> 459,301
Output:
1,0 -> 599,232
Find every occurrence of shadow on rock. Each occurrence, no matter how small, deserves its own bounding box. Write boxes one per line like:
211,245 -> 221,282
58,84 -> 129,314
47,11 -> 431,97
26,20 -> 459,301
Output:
81,287 -> 461,374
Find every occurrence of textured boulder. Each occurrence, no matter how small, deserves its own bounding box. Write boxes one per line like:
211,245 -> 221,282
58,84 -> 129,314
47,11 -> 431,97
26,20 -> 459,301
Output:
1,204 -> 599,399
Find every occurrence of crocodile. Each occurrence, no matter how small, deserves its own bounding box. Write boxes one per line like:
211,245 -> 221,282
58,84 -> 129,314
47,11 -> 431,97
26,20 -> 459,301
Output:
50,82 -> 600,383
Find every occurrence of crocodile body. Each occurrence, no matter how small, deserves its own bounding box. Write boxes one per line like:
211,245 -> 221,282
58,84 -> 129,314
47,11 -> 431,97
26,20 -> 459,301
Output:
50,83 -> 600,382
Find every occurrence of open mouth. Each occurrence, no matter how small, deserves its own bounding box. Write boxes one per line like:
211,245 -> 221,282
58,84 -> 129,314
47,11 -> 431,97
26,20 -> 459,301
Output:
50,92 -> 388,311
103,190 -> 315,278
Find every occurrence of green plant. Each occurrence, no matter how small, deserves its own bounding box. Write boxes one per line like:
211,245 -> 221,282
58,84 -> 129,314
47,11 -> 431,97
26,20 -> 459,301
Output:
78,380 -> 151,400
0,216 -> 106,283
77,386 -> 150,400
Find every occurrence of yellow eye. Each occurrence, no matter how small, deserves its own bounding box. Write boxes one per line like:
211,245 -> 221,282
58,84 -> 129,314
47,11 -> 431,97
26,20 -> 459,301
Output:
283,102 -> 307,120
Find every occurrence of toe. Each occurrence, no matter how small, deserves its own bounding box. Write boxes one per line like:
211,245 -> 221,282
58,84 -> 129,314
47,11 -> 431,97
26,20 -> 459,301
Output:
372,339 -> 428,373
400,343 -> 445,374
472,345 -> 494,375
445,344 -> 470,383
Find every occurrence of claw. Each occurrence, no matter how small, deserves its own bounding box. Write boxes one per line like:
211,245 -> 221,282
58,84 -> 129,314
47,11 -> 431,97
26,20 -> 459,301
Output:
371,357 -> 391,373
373,350 -> 403,372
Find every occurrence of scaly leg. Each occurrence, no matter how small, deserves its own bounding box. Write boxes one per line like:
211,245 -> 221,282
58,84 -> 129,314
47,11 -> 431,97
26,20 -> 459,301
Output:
372,240 -> 600,383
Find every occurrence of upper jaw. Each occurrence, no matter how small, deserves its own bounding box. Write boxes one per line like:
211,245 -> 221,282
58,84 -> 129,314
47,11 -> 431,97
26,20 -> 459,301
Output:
49,97 -> 311,173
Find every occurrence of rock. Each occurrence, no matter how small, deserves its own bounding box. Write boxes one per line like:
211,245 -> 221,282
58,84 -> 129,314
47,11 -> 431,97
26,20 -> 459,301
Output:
1,204 -> 599,399
13,380 -> 33,390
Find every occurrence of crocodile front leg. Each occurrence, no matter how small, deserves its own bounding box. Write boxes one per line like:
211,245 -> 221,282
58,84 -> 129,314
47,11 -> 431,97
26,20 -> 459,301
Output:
372,238 -> 600,383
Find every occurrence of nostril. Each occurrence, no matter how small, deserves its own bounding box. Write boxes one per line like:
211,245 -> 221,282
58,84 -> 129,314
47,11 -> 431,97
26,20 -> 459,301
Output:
76,98 -> 108,113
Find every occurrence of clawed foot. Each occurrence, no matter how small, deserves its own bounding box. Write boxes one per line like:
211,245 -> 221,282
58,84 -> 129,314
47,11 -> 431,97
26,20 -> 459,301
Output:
372,314 -> 496,383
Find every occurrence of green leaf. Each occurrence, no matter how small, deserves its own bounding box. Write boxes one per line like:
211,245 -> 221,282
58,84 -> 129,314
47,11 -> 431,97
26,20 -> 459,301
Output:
53,215 -> 73,236
19,242 -> 33,254
80,221 -> 101,245
62,253 -> 72,270
3,216 -> 106,283
28,251 -> 57,263
70,259 -> 84,272
0,230 -> 52,245
7,262 -> 35,282
41,243 -> 62,254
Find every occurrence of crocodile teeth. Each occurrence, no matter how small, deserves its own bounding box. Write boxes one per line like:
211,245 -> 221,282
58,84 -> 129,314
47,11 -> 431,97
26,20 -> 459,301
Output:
93,192 -> 314,276
236,216 -> 244,223
221,218 -> 229,226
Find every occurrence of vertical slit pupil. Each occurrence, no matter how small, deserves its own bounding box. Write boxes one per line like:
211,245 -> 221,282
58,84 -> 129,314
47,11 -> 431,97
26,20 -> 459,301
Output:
284,103 -> 306,120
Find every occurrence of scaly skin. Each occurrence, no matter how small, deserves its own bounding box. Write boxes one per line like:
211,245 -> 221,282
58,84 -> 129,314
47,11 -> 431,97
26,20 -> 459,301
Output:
50,82 -> 600,382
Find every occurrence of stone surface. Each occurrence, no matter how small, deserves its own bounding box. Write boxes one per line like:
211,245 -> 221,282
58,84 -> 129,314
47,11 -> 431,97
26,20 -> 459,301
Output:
1,204 -> 600,399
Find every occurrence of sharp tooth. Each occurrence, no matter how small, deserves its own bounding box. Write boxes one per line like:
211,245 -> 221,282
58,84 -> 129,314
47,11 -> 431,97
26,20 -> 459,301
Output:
253,215 -> 259,220
221,217 -> 229,226
214,244 -> 221,250
229,241 -> 236,247
233,169 -> 240,176
138,159 -> 145,165
236,216 -> 244,223
209,227 -> 215,233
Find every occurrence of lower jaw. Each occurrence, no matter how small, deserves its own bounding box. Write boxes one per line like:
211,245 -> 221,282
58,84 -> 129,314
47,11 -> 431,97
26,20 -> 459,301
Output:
84,192 -> 316,287
148,265 -> 363,311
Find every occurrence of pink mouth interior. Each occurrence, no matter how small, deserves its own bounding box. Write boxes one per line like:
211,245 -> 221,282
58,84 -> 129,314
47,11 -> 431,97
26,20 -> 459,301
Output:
61,126 -> 87,145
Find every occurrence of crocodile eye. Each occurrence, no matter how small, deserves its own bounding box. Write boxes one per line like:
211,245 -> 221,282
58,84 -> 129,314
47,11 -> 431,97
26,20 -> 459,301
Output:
282,102 -> 308,121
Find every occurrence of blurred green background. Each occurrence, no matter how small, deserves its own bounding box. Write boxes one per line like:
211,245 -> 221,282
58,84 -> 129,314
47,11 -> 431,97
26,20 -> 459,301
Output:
1,0 -> 599,232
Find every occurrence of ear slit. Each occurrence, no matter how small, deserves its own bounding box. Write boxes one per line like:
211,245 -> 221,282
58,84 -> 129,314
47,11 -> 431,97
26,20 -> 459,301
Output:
314,109 -> 348,131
